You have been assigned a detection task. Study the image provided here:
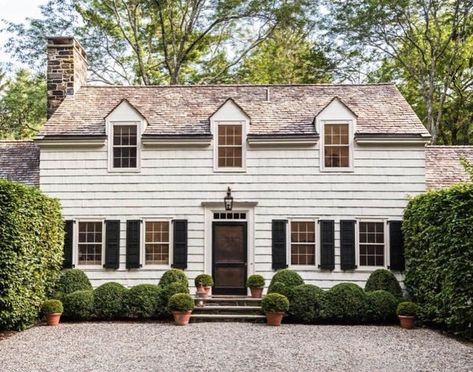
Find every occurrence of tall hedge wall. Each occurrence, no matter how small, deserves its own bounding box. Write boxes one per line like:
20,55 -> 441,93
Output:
403,183 -> 473,339
0,180 -> 64,330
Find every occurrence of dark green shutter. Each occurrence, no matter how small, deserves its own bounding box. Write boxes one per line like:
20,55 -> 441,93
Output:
126,220 -> 141,269
104,220 -> 120,269
63,220 -> 74,269
272,220 -> 288,270
319,220 -> 335,270
172,220 -> 188,270
340,220 -> 356,270
389,221 -> 405,271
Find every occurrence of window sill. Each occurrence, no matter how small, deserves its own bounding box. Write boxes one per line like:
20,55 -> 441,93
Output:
142,264 -> 171,270
213,168 -> 247,173
357,266 -> 388,272
108,168 -> 141,174
288,265 -> 318,271
76,264 -> 103,270
320,167 -> 354,173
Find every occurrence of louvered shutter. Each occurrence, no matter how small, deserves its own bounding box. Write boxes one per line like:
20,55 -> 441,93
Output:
172,220 -> 188,270
319,220 -> 335,270
272,220 -> 288,270
104,220 -> 120,269
126,220 -> 141,269
63,220 -> 74,269
340,220 -> 356,270
389,221 -> 405,271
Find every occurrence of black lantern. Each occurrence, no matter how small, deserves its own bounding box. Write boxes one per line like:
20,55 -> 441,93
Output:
224,187 -> 234,211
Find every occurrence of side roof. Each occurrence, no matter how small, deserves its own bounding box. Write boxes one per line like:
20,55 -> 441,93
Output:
38,84 -> 429,138
426,146 -> 473,189
0,141 -> 40,186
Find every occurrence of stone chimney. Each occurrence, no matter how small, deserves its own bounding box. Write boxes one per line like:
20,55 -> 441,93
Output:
47,37 -> 88,118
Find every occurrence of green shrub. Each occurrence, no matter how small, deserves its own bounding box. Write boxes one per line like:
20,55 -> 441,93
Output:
56,269 -> 92,296
168,293 -> 194,312
0,179 -> 64,330
397,301 -> 419,317
194,274 -> 213,287
267,281 -> 295,301
93,282 -> 127,319
125,284 -> 161,319
323,283 -> 367,324
246,274 -> 265,288
157,282 -> 190,317
403,183 -> 473,339
268,269 -> 304,292
41,299 -> 63,315
366,290 -> 398,324
365,269 -> 402,299
63,290 -> 94,320
159,269 -> 188,288
289,284 -> 325,323
262,293 -> 289,313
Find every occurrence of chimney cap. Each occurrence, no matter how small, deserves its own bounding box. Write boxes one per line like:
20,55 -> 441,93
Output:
47,36 -> 87,60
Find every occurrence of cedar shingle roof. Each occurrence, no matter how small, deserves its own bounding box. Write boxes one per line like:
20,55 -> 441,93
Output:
426,146 -> 473,189
39,84 -> 429,137
0,141 -> 40,186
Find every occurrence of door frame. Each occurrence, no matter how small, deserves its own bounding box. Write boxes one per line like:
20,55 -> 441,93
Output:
212,221 -> 248,295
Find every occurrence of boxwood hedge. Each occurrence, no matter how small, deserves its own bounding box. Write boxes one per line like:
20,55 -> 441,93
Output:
323,283 -> 367,324
93,282 -> 128,319
63,290 -> 94,320
125,284 -> 161,319
0,180 -> 63,330
403,183 -> 473,339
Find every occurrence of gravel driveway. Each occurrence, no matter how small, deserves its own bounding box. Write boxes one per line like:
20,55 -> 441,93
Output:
0,322 -> 471,372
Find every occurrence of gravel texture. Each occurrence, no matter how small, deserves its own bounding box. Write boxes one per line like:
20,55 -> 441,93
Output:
0,322 -> 471,372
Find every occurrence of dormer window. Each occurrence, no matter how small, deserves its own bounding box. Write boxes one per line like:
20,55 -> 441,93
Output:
324,123 -> 350,168
218,123 -> 243,168
113,124 -> 138,168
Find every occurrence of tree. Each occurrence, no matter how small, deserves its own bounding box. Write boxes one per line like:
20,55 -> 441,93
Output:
0,70 -> 46,139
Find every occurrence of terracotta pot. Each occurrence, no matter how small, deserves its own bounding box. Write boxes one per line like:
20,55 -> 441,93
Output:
266,312 -> 284,326
173,311 -> 192,326
249,287 -> 263,298
398,315 -> 415,329
46,313 -> 62,326
196,285 -> 209,298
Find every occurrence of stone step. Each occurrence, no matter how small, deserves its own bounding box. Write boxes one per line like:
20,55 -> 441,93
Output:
190,313 -> 266,323
193,305 -> 263,315
194,296 -> 261,307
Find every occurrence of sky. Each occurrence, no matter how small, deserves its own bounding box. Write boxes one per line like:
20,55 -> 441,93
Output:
0,0 -> 47,66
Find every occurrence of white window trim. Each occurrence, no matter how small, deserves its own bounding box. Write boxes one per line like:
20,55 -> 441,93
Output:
74,219 -> 105,269
355,219 -> 390,271
212,120 -> 247,173
320,120 -> 354,172
287,218 -> 319,270
107,120 -> 142,173
141,218 -> 173,269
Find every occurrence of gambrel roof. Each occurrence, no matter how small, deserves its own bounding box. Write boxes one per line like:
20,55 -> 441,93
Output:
426,146 -> 473,189
38,84 -> 429,138
0,141 -> 40,186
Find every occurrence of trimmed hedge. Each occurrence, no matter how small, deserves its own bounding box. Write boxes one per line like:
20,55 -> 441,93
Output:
0,180 -> 64,330
41,299 -> 63,315
194,274 -> 213,287
365,269 -> 402,299
323,283 -> 367,324
93,282 -> 127,319
289,284 -> 325,323
397,301 -> 419,316
268,269 -> 304,292
157,282 -> 190,317
168,293 -> 194,312
403,183 -> 473,339
262,293 -> 289,313
366,290 -> 398,324
125,284 -> 161,319
63,290 -> 94,320
159,269 -> 188,288
56,269 -> 92,298
246,274 -> 265,288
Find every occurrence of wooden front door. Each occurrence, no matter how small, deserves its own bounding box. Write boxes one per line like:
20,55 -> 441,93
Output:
212,222 -> 247,295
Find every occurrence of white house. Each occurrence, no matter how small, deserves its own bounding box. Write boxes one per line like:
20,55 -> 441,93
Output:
4,36 -> 458,294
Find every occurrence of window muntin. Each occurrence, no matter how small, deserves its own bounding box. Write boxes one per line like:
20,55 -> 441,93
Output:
78,222 -> 103,265
359,222 -> 385,266
145,221 -> 170,265
290,221 -> 316,265
113,125 -> 137,169
217,124 -> 243,168
324,123 -> 350,168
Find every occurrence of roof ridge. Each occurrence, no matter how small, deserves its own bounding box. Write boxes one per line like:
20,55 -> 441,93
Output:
81,83 -> 396,88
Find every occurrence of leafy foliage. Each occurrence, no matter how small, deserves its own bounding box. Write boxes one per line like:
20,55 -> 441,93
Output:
246,274 -> 265,288
41,299 -> 63,315
0,180 -> 63,330
460,157 -> 473,182
93,282 -> 128,319
323,283 -> 367,324
63,290 -> 94,320
365,269 -> 403,299
403,183 -> 473,339
159,269 -> 188,288
261,293 -> 290,313
194,274 -> 213,287
396,301 -> 419,317
366,290 -> 398,324
56,269 -> 92,296
289,284 -> 325,323
268,269 -> 304,291
124,284 -> 161,319
167,293 -> 194,312
157,282 -> 190,317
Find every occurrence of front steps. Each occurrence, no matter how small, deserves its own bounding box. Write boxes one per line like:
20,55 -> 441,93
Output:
191,296 -> 265,323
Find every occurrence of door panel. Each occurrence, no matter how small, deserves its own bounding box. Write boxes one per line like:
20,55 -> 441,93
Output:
212,222 -> 247,295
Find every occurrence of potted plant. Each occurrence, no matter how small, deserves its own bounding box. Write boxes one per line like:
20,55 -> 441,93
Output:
396,301 -> 419,329
168,293 -> 195,326
246,274 -> 265,298
194,274 -> 213,298
261,293 -> 289,326
42,299 -> 64,326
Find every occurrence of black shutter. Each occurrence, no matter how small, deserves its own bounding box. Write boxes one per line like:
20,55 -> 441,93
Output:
104,220 -> 120,269
63,220 -> 74,269
126,220 -> 141,269
172,220 -> 188,270
319,220 -> 335,270
389,221 -> 405,271
272,220 -> 288,270
340,220 -> 356,270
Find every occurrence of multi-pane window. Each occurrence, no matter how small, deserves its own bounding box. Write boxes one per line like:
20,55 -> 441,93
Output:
291,221 -> 316,265
359,222 -> 385,266
324,123 -> 350,168
78,222 -> 102,265
145,221 -> 170,265
218,124 -> 243,168
113,125 -> 137,168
